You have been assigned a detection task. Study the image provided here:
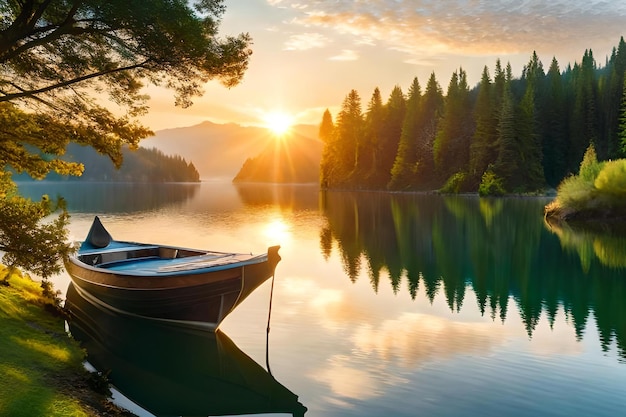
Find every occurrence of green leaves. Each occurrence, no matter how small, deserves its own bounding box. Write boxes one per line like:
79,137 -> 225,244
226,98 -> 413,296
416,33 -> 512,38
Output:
579,144 -> 603,183
478,170 -> 505,197
0,172 -> 71,279
0,0 -> 249,278
594,159 -> 626,196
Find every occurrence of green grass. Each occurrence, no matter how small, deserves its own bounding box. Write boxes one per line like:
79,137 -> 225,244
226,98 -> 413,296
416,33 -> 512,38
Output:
0,267 -> 131,417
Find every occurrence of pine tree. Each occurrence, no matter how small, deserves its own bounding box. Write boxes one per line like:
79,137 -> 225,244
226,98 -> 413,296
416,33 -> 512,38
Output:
335,90 -> 363,185
319,109 -> 336,188
494,64 -> 519,191
569,50 -> 599,170
414,72 -> 444,188
600,37 -> 626,159
433,68 -> 473,183
517,52 -> 545,190
318,38 -> 626,193
470,66 -> 498,181
618,73 -> 626,156
494,59 -> 506,110
517,80 -> 544,190
362,88 -> 385,186
389,77 -> 421,189
542,57 -> 568,186
376,86 -> 406,187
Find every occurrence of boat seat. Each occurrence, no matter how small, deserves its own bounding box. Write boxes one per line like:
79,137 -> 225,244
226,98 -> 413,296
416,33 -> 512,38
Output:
80,246 -> 161,266
158,247 -> 179,259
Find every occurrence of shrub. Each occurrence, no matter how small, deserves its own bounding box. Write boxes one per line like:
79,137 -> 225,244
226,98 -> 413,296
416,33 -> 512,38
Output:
556,175 -> 596,210
579,144 -> 604,183
594,159 -> 626,195
440,172 -> 469,194
478,170 -> 505,196
550,143 -> 626,218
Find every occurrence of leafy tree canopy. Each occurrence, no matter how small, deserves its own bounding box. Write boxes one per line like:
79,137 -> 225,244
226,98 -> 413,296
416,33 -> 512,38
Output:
0,0 -> 251,279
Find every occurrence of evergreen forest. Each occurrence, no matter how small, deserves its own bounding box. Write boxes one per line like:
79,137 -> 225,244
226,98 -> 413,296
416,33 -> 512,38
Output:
16,144 -> 200,183
319,37 -> 626,194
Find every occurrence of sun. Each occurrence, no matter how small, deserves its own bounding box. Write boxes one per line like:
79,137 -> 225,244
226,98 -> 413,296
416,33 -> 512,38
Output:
263,111 -> 294,137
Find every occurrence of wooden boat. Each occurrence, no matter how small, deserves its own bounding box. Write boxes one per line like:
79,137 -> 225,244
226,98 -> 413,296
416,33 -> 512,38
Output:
65,283 -> 307,416
64,216 -> 281,330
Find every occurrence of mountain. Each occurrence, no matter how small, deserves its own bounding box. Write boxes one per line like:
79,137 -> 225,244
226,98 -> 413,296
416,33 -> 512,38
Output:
233,133 -> 322,183
13,143 -> 200,183
144,121 -> 320,181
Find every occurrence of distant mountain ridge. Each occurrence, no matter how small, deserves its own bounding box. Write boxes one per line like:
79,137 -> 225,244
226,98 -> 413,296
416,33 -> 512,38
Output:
145,121 -> 321,181
233,134 -> 322,183
14,143 -> 200,183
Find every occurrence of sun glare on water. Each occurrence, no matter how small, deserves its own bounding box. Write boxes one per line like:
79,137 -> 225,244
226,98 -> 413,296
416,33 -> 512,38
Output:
263,111 -> 294,137
264,218 -> 291,245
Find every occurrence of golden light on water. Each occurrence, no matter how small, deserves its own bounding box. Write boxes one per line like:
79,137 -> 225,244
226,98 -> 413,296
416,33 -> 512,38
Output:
264,218 -> 291,244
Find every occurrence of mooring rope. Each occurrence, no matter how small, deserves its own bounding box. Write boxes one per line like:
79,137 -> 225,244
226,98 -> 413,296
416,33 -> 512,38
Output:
265,270 -> 276,376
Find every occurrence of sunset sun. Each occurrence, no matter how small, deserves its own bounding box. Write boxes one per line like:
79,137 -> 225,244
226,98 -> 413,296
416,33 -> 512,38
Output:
263,111 -> 294,136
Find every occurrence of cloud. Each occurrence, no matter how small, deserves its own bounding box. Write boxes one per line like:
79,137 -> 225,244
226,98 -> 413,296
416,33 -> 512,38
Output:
266,0 -> 308,10
290,3 -> 309,10
276,0 -> 626,60
329,49 -> 359,61
284,32 -> 331,50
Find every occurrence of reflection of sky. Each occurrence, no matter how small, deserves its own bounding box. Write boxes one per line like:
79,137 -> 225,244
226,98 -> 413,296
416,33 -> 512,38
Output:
272,247 -> 596,406
276,265 -> 582,404
273,267 -> 622,416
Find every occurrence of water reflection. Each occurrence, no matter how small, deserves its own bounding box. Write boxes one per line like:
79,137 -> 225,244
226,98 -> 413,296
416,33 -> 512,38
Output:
320,191 -> 626,360
544,216 -> 626,270
17,182 -> 200,213
65,283 -> 307,417
234,183 -> 320,210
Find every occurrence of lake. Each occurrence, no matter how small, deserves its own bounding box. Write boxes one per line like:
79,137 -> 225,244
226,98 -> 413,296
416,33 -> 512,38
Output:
18,181 -> 626,417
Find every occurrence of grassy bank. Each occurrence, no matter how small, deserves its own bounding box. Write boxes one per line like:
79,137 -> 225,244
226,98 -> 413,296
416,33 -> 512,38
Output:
545,144 -> 626,222
0,267 -> 133,417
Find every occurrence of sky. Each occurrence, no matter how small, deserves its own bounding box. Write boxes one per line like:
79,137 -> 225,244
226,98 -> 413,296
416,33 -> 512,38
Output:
139,0 -> 626,132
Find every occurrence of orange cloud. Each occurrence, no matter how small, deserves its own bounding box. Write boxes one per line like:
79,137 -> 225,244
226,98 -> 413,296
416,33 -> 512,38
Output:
284,32 -> 331,50
329,49 -> 359,61
283,0 -> 626,59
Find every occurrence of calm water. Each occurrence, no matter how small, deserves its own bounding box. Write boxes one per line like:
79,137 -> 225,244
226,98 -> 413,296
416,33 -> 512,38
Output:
18,181 -> 626,417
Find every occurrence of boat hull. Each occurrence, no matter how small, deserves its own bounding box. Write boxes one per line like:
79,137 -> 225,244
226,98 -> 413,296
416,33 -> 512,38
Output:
64,240 -> 280,330
64,217 -> 281,329
65,283 -> 307,416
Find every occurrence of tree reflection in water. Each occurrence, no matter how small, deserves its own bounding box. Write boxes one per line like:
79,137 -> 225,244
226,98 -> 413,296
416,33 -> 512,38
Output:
320,191 -> 626,360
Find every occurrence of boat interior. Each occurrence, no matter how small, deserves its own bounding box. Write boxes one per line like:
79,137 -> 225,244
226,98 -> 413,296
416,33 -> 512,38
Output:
74,217 -> 262,273
78,245 -> 207,268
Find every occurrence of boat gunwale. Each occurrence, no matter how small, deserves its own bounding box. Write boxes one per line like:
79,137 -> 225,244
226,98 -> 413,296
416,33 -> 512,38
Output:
67,239 -> 270,278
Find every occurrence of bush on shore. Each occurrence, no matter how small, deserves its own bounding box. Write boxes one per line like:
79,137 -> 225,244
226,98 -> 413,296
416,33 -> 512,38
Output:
545,144 -> 626,220
478,170 -> 506,197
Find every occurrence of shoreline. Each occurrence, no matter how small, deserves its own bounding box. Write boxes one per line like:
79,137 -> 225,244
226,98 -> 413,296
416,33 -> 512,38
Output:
0,269 -> 135,417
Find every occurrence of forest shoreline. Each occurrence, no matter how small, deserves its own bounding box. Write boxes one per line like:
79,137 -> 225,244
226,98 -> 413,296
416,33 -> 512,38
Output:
320,186 -> 557,198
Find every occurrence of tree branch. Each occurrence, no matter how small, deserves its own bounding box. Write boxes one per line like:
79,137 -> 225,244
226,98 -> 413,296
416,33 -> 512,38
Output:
0,23 -> 110,64
0,0 -> 57,56
0,60 -> 150,103
0,1 -> 92,63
